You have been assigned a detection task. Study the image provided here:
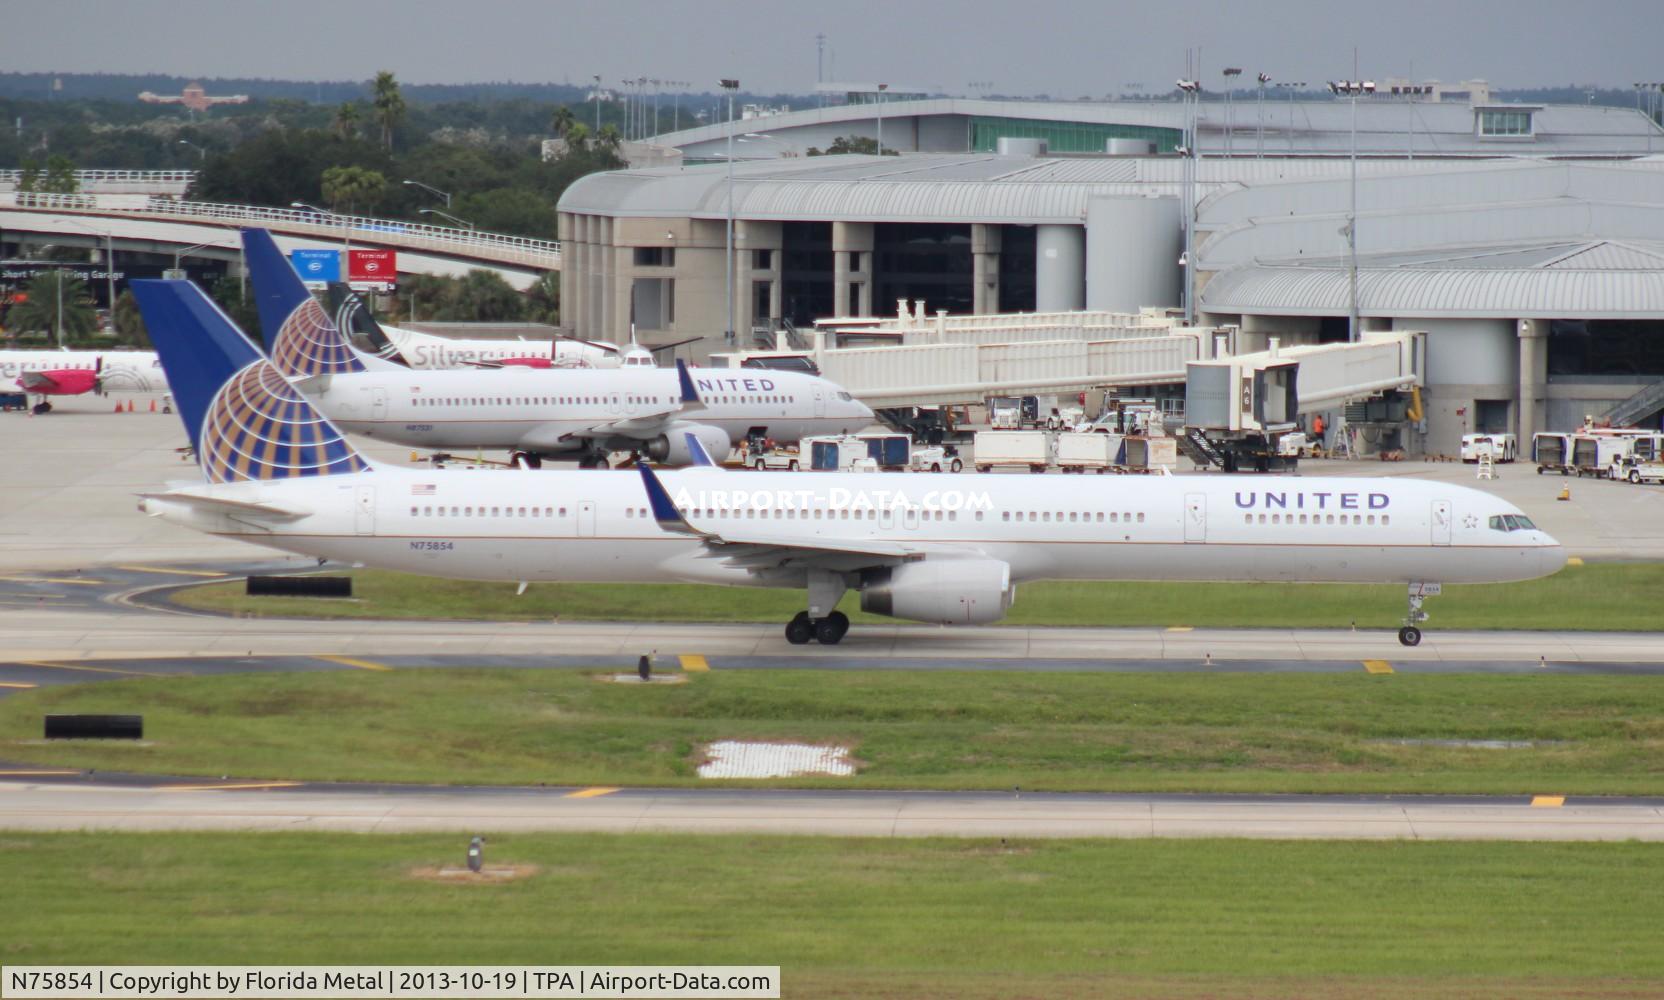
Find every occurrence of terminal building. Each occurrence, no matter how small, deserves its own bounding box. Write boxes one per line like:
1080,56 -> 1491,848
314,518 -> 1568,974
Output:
556,98 -> 1664,453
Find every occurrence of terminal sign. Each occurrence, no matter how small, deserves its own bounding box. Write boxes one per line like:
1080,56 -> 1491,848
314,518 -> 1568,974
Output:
348,249 -> 397,288
289,249 -> 341,286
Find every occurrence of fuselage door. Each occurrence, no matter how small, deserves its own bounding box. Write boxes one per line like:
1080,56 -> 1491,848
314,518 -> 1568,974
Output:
1431,499 -> 1452,545
578,500 -> 597,537
353,486 -> 375,535
1184,493 -> 1206,542
813,384 -> 826,418
606,393 -> 621,415
370,386 -> 388,421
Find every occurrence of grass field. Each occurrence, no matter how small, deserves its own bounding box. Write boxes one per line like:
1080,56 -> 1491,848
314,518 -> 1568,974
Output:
168,561 -> 1664,632
4,670 -> 1662,794
2,832 -> 1661,998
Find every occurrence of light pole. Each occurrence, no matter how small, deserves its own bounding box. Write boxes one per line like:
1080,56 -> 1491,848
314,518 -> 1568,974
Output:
419,208 -> 475,231
170,241 -> 212,276
401,179 -> 451,209
177,139 -> 206,163
1255,73 -> 1271,158
1328,75 -> 1375,343
720,78 -> 740,343
1176,78 -> 1200,325
1277,81 -> 1306,152
291,200 -> 350,253
60,217 -> 116,332
592,75 -> 602,133
875,83 -> 888,154
1221,68 -> 1241,156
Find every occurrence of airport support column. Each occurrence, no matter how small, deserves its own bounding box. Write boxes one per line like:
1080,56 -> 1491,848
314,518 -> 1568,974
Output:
1035,224 -> 1084,312
1518,318 -> 1548,444
972,223 -> 1002,314
557,212 -> 578,337
833,241 -> 850,317
832,221 -> 874,318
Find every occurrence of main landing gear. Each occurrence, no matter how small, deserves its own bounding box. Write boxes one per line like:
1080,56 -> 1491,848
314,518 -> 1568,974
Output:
786,569 -> 851,644
786,610 -> 850,645
1399,582 -> 1440,646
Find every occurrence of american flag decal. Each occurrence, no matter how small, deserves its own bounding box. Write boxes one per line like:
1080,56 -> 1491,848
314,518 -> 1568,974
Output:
411,484 -> 436,495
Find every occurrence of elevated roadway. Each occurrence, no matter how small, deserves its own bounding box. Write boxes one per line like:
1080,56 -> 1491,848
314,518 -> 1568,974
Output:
2,191 -> 557,289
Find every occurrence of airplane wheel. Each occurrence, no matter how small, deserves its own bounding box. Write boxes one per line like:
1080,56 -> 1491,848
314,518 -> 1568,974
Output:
1397,626 -> 1422,647
785,612 -> 814,645
33,402 -> 52,415
813,618 -> 844,645
825,611 -> 849,642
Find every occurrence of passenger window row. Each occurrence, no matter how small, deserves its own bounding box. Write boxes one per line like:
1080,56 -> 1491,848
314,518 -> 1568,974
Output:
1244,512 -> 1387,526
411,506 -> 567,518
1001,511 -> 1143,524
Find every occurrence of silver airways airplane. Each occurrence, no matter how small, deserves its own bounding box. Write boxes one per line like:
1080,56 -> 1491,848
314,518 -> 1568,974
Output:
243,228 -> 872,467
132,277 -> 1566,647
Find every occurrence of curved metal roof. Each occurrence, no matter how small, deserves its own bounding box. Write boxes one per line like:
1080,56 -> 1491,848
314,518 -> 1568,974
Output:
1201,248 -> 1664,319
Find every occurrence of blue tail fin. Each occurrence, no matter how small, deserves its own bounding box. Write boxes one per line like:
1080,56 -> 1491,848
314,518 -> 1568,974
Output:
130,280 -> 371,484
241,227 -> 367,378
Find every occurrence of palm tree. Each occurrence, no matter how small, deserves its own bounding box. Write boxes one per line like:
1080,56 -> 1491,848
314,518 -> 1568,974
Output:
321,165 -> 388,215
333,102 -> 362,140
562,122 -> 591,154
371,70 -> 406,151
596,124 -> 622,153
550,105 -> 575,138
8,272 -> 97,344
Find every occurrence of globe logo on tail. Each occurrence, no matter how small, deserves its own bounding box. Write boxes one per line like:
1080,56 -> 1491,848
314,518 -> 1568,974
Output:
269,296 -> 365,378
198,360 -> 370,483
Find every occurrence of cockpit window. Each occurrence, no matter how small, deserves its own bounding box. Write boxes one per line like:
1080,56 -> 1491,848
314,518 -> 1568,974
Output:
838,392 -> 853,401
1490,514 -> 1538,532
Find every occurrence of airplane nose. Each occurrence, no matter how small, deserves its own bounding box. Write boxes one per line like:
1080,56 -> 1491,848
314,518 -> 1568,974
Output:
1541,540 -> 1568,576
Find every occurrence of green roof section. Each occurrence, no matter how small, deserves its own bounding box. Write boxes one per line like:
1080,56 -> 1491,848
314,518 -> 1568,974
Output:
970,115 -> 1183,154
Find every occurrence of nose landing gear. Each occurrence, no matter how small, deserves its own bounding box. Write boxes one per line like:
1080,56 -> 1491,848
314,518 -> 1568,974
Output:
1399,582 -> 1440,646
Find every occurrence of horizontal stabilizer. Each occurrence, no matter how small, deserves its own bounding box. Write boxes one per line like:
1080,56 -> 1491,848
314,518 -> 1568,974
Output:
137,491 -> 311,521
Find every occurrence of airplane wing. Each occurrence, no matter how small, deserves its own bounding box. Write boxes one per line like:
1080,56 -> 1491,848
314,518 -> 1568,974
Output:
136,491 -> 312,521
562,359 -> 707,442
636,461 -> 924,572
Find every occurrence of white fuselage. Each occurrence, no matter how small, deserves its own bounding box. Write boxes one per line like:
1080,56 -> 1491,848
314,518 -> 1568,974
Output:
144,469 -> 1565,592
384,327 -> 617,369
304,367 -> 873,456
0,350 -> 169,393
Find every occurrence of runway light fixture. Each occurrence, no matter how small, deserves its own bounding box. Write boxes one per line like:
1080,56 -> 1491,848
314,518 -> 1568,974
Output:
467,836 -> 483,873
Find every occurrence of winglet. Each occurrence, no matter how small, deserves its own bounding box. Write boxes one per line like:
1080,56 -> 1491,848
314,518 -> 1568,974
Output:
676,359 -> 704,409
636,462 -> 700,535
684,432 -> 719,468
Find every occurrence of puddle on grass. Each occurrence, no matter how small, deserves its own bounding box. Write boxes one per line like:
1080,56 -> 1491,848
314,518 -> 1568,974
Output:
697,741 -> 857,779
1372,738 -> 1567,750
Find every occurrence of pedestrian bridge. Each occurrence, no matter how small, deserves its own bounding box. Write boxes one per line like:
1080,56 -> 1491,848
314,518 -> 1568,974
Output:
1,188 -> 558,289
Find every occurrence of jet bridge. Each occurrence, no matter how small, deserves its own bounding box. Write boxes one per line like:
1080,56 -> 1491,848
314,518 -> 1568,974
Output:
1181,331 -> 1424,471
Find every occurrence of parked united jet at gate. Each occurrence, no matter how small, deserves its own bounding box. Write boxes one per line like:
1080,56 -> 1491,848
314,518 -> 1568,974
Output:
243,229 -> 870,466
132,278 -> 1566,647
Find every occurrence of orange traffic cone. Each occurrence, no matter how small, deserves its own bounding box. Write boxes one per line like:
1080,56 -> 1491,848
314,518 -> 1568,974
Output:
114,401 -> 123,413
149,399 -> 157,413
128,399 -> 136,413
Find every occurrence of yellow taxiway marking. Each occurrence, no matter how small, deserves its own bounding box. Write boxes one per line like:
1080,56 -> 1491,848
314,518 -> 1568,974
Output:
317,655 -> 392,672
0,681 -> 39,689
679,655 -> 710,672
0,575 -> 103,586
565,787 -> 620,799
1531,795 -> 1566,808
1165,626 -> 1194,632
14,660 -> 158,677
159,781 -> 303,792
1566,557 -> 1584,567
0,769 -> 78,776
1362,659 -> 1395,674
114,565 -> 228,578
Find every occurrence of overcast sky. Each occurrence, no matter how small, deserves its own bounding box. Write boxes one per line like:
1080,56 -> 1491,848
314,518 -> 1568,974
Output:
2,0 -> 1658,96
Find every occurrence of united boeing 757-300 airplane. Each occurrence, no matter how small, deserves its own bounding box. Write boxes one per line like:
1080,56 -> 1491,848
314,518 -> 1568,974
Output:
131,279 -> 1565,647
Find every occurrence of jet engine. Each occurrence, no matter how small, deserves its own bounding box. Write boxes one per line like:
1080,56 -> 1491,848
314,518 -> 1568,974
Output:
860,558 -> 1015,625
643,421 -> 733,466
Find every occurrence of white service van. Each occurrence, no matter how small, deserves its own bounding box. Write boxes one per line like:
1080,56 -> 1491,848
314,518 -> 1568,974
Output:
1461,433 -> 1518,463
